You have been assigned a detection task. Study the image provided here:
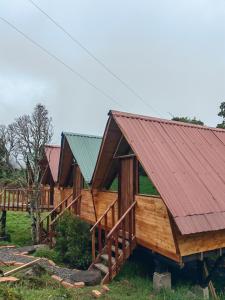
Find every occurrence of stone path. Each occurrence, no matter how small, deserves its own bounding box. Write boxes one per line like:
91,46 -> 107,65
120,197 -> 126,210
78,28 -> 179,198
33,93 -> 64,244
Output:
0,245 -> 101,286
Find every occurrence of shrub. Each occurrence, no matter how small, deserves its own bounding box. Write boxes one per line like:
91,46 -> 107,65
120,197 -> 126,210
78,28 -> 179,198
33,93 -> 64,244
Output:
34,246 -> 59,263
55,211 -> 92,269
0,286 -> 22,300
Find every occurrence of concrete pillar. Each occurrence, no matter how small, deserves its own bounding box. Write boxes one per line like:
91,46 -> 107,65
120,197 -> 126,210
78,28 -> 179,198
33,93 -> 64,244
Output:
192,285 -> 209,300
153,272 -> 171,291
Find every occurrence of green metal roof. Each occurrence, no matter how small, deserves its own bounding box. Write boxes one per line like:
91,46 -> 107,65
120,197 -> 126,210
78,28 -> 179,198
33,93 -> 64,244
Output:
63,132 -> 102,184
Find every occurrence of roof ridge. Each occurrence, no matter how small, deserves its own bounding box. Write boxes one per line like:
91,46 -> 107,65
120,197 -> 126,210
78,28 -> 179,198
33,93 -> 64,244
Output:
110,110 -> 225,132
63,131 -> 102,139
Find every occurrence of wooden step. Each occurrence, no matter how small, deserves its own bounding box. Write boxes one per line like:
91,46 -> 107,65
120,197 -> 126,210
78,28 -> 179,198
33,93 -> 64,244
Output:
94,263 -> 109,274
101,254 -> 116,265
111,246 -> 123,255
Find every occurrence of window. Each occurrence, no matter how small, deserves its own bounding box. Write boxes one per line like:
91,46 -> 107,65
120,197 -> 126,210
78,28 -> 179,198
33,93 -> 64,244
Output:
138,164 -> 159,196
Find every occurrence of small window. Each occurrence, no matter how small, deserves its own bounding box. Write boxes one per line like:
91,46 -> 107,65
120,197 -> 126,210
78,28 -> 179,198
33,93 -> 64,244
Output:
139,164 -> 159,196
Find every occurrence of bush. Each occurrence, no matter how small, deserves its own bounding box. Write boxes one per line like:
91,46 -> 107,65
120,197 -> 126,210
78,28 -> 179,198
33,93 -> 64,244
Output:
34,246 -> 59,263
55,211 -> 92,269
0,286 -> 22,300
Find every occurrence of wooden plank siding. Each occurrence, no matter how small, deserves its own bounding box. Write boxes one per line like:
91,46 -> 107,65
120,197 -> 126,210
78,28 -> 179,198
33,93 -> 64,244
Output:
52,189 -> 225,262
134,194 -> 178,261
177,229 -> 225,256
79,190 -> 178,261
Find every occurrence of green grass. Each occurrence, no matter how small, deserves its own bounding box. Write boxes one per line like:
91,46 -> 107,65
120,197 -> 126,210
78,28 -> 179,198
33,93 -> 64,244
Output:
0,211 -> 32,246
0,257 -> 221,300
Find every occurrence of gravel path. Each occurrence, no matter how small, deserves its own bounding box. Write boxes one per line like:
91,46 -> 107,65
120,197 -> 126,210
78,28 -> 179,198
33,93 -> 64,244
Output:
0,245 -> 101,285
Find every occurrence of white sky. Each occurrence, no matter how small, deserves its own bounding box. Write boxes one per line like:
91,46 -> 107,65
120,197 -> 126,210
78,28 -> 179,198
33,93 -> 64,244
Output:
0,0 -> 225,144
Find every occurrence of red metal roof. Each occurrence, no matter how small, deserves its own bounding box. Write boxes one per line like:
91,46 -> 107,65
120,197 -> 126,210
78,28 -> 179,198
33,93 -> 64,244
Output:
111,111 -> 225,235
44,145 -> 61,183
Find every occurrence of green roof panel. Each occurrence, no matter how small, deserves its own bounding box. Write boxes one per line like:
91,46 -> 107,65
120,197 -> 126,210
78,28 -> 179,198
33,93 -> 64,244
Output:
63,132 -> 102,184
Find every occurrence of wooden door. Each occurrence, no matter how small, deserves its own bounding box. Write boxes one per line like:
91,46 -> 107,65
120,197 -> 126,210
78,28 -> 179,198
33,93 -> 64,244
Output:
118,157 -> 137,225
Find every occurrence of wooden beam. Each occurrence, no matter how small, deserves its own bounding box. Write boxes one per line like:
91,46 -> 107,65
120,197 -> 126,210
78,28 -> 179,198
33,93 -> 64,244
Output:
3,258 -> 41,276
113,154 -> 136,160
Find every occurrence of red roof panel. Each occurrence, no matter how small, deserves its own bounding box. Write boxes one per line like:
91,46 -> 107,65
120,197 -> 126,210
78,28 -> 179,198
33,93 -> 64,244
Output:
44,145 -> 61,183
111,111 -> 225,235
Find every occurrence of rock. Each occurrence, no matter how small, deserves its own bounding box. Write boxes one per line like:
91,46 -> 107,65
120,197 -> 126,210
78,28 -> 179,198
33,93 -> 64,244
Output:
153,272 -> 171,291
92,290 -> 102,298
0,276 -> 19,282
74,281 -> 85,288
70,270 -> 101,286
51,275 -> 63,283
14,262 -> 24,267
0,245 -> 16,249
0,261 -> 16,266
61,281 -> 74,289
25,264 -> 46,277
102,285 -> 110,293
186,290 -> 197,299
48,259 -> 56,266
192,285 -> 209,300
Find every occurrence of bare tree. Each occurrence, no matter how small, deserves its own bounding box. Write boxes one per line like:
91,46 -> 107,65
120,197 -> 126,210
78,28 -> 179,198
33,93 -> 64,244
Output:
8,104 -> 53,243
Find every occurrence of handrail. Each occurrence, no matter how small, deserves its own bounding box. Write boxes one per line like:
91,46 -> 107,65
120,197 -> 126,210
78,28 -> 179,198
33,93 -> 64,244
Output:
106,200 -> 137,239
40,192 -> 73,223
49,194 -> 82,226
90,198 -> 118,233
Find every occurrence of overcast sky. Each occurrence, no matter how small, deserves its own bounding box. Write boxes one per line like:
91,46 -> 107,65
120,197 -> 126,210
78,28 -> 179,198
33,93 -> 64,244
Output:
0,0 -> 225,144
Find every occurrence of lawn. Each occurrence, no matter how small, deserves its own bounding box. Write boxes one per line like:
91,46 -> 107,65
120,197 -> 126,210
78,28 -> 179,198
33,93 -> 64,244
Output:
0,211 -> 32,246
0,255 -> 211,300
1,212 -> 225,299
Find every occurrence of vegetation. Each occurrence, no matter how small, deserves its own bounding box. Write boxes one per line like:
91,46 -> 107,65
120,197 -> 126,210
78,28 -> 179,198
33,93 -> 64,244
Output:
55,211 -> 92,269
217,101 -> 225,128
0,253 -> 223,299
0,103 -> 53,243
0,212 -> 32,246
172,116 -> 204,125
110,175 -> 159,196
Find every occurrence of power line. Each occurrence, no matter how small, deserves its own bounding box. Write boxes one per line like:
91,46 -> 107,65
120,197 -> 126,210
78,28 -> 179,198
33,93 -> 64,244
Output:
0,16 -> 125,110
27,0 -> 164,117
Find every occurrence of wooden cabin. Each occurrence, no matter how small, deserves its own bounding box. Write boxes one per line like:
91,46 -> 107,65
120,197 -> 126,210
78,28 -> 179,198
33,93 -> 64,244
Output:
42,111 -> 225,283
40,145 -> 61,209
56,132 -> 102,212
0,145 -> 61,212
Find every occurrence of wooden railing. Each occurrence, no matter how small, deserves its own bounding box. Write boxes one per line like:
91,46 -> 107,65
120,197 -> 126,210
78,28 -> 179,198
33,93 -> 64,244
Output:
39,193 -> 82,244
39,192 -> 73,240
0,187 -> 53,212
106,200 -> 137,281
90,198 -> 118,261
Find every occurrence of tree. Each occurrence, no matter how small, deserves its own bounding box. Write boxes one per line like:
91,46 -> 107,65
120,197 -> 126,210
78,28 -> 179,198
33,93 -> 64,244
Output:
0,125 -> 16,184
8,103 -> 53,243
217,102 -> 225,129
172,116 -> 204,126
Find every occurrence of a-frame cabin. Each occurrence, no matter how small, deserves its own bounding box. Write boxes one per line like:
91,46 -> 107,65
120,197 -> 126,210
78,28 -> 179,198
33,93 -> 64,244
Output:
41,145 -> 61,209
40,132 -> 103,241
89,110 -> 225,283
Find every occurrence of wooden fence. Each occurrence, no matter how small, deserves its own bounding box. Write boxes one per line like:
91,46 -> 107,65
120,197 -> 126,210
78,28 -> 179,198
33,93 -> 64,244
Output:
0,187 -> 54,212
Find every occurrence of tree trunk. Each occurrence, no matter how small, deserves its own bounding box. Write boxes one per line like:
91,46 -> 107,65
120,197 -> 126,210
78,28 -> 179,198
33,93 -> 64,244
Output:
29,184 -> 41,244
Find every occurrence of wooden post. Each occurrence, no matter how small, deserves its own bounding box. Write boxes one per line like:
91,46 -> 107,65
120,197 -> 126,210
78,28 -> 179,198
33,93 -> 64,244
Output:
92,230 -> 96,262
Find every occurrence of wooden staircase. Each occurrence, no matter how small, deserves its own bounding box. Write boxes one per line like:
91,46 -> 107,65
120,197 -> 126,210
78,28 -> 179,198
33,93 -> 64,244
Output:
39,192 -> 82,244
89,200 -> 137,283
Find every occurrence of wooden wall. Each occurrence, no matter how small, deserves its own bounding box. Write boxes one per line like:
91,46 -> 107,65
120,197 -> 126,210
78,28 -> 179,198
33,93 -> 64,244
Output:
79,191 -> 178,261
135,195 -> 178,261
177,229 -> 225,256
56,189 -> 225,261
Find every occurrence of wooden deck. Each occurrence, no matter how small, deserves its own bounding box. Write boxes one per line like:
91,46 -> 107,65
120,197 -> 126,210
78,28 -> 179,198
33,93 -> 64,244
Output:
0,188 -> 54,212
